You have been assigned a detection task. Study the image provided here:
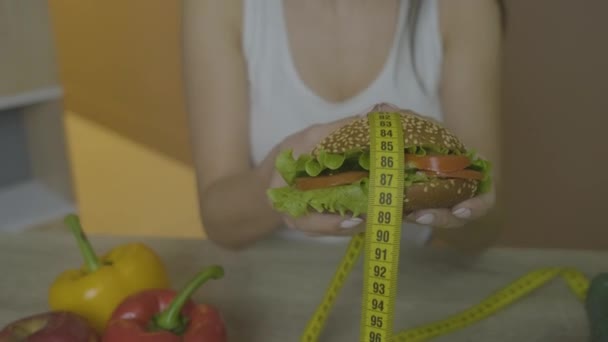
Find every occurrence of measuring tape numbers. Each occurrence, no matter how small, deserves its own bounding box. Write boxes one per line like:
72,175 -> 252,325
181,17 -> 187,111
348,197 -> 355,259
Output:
361,112 -> 406,342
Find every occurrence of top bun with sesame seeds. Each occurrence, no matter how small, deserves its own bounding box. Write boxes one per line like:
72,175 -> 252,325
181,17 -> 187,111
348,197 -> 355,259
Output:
266,103 -> 492,218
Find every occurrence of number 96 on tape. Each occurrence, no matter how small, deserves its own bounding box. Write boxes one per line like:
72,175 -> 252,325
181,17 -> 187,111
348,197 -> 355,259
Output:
364,306 -> 389,341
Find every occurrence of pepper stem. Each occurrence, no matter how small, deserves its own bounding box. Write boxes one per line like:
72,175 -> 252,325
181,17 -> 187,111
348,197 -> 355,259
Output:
64,214 -> 101,273
155,265 -> 224,331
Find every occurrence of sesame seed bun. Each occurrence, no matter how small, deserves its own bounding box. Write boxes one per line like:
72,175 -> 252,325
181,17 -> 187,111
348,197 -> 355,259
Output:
312,109 -> 466,156
312,109 -> 478,213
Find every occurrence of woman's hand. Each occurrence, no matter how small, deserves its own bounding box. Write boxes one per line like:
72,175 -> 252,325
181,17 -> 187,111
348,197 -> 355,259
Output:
267,115 -> 367,237
405,148 -> 497,230
405,185 -> 496,229
283,213 -> 365,237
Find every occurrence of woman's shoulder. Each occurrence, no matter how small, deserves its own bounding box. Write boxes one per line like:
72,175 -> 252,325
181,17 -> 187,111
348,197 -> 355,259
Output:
438,0 -> 503,18
437,0 -> 504,41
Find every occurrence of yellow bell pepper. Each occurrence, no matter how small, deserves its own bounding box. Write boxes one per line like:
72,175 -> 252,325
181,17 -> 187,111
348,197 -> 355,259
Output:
48,215 -> 171,332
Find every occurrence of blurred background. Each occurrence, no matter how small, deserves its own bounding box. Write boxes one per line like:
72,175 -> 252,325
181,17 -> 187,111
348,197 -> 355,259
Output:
0,1 -> 606,250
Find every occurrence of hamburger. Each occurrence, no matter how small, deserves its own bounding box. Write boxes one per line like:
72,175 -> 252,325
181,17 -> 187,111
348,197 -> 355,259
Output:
266,105 -> 492,218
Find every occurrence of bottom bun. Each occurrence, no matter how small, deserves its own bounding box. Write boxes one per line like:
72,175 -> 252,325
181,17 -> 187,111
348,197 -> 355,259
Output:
403,178 -> 479,213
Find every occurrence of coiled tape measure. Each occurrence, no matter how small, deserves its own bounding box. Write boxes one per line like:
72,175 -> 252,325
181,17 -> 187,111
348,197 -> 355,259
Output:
301,111 -> 591,342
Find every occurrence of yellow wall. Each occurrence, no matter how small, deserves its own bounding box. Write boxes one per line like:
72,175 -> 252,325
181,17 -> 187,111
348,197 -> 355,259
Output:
48,1 -> 204,237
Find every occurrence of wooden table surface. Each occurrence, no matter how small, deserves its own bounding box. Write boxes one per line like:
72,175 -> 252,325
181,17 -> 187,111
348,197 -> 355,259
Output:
0,230 -> 606,341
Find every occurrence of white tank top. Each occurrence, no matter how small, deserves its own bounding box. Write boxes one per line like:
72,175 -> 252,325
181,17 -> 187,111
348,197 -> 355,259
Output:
242,0 -> 444,245
243,0 -> 444,166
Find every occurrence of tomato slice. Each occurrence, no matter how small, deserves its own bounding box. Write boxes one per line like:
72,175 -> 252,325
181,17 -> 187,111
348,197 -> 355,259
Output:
293,154 -> 481,191
294,171 -> 368,191
405,154 -> 471,173
422,169 -> 485,180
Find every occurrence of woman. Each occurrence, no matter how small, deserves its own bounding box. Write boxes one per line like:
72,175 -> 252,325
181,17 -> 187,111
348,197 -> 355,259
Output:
182,0 -> 504,250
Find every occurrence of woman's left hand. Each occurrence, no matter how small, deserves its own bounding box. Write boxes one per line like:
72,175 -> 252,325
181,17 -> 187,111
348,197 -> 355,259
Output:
405,187 -> 496,229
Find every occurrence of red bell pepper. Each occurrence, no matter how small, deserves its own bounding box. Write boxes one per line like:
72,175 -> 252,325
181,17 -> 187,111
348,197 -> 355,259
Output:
101,265 -> 227,342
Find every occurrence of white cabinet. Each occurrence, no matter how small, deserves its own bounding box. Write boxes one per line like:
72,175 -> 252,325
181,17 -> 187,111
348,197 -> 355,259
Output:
0,1 -> 74,231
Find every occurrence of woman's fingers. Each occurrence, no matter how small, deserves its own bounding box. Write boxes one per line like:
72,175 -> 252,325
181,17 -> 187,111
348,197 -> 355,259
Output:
450,191 -> 495,221
405,191 -> 495,229
406,209 -> 466,229
283,213 -> 365,236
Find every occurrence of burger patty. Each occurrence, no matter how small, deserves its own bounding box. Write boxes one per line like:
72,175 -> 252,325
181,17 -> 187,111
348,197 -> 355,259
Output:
403,178 -> 479,213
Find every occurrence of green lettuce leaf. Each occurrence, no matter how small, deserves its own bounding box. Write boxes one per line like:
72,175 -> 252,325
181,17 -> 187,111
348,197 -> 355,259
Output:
267,179 -> 369,218
318,149 -> 345,170
275,149 -> 298,184
404,170 -> 429,187
275,148 -> 367,186
358,152 -> 370,170
465,149 -> 493,193
304,158 -> 323,177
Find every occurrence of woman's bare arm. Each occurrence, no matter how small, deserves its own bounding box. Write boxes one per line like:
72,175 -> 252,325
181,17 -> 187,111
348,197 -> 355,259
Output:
426,0 -> 503,250
182,0 -> 282,250
439,0 -> 502,176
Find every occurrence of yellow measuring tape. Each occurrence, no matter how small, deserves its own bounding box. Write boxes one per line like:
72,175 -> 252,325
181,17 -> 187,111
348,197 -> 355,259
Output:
301,111 -> 591,341
361,112 -> 406,341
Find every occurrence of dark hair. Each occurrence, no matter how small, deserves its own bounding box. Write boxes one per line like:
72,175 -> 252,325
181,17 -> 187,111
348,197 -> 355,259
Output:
405,0 -> 506,92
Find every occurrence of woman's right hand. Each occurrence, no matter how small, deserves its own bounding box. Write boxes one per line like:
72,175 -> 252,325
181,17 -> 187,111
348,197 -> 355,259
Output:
265,115 -> 367,236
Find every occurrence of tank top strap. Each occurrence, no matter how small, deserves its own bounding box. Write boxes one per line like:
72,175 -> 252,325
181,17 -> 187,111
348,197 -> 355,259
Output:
401,0 -> 443,94
242,0 -> 291,86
